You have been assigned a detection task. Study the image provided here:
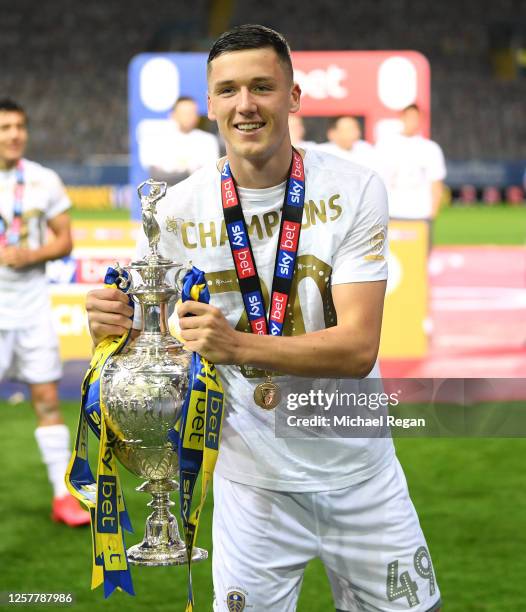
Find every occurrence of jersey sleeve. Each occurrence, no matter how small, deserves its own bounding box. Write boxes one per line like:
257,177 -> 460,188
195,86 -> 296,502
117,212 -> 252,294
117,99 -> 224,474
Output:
45,170 -> 71,219
331,172 -> 389,285
426,141 -> 447,182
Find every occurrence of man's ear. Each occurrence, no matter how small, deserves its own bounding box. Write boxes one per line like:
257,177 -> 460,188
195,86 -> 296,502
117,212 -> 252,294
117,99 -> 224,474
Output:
289,82 -> 301,114
207,94 -> 216,121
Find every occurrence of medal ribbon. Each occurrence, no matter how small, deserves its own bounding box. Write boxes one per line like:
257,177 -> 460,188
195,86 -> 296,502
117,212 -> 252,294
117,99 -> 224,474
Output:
0,160 -> 25,247
65,266 -> 134,598
220,149 -> 305,337
168,266 -> 225,612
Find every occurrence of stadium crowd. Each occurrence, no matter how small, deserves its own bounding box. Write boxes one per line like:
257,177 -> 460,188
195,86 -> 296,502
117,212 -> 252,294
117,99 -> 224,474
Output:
0,0 -> 524,163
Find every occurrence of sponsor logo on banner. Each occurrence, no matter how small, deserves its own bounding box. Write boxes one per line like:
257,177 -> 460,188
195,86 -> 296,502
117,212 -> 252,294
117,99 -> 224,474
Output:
77,257 -> 132,284
227,221 -> 248,249
279,221 -> 300,252
245,291 -> 265,320
222,177 -> 238,208
287,179 -> 305,207
276,250 -> 295,279
250,317 -> 267,335
294,65 -> 348,100
233,247 -> 255,278
46,256 -> 77,284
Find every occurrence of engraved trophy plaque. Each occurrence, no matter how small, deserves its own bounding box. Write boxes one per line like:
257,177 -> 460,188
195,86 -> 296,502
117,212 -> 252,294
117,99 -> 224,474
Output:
100,179 -> 207,566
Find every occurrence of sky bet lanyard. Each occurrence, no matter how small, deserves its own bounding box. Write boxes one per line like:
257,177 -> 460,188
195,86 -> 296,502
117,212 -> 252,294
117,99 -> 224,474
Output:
221,149 -> 305,409
0,160 -> 24,247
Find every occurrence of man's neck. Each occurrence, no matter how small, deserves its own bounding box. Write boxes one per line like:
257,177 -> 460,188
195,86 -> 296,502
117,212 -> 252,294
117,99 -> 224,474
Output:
0,158 -> 19,171
227,142 -> 293,189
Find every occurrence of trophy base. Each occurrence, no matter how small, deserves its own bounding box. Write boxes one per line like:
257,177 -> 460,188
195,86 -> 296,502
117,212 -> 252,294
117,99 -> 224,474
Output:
127,479 -> 209,567
127,543 -> 208,567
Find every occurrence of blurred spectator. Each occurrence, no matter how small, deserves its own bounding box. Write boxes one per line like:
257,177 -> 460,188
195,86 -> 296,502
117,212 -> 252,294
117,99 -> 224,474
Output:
0,98 -> 89,527
143,96 -> 219,185
506,185 -> 524,205
288,114 -> 316,149
377,104 -> 446,220
482,185 -> 501,204
459,184 -> 478,204
1,1 -> 524,163
318,116 -> 383,172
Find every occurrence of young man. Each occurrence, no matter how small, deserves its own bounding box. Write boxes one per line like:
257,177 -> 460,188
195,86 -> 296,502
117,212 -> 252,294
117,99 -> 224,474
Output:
319,115 -> 383,174
376,104 -> 446,221
144,95 -> 220,186
86,26 -> 441,611
0,99 -> 89,527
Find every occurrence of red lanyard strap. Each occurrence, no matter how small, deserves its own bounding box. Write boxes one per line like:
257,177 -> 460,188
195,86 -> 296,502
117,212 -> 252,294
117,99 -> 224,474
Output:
0,160 -> 25,246
220,149 -> 306,336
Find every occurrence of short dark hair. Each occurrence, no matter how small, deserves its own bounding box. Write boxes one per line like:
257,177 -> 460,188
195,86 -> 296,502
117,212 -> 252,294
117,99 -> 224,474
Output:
402,103 -> 420,113
173,96 -> 197,109
0,98 -> 26,120
207,24 -> 293,81
327,115 -> 360,130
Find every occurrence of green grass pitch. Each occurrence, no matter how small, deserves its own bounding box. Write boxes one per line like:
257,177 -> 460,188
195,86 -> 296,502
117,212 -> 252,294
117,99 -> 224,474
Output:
1,401 -> 526,611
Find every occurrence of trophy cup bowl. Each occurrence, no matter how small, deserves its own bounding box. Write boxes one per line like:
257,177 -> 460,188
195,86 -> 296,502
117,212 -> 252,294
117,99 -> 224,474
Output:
99,180 -> 208,566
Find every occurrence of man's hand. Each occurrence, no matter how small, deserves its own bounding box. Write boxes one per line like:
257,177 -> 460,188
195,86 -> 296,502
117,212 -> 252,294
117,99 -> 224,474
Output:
86,288 -> 134,346
177,301 -> 243,364
0,246 -> 36,269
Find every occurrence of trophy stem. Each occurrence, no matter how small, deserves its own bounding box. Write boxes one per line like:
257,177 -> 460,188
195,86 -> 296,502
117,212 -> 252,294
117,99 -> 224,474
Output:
126,479 -> 208,567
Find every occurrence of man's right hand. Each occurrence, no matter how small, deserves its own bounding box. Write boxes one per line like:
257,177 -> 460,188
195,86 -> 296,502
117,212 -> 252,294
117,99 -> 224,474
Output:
86,288 -> 134,346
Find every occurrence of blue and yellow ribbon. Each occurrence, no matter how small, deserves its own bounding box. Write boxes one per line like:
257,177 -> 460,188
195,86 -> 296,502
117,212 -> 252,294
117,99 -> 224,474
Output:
65,266 -> 134,597
66,265 -> 224,609
168,267 -> 225,612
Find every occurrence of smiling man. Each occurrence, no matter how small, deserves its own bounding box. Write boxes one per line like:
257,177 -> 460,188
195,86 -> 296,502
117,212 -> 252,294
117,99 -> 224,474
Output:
86,25 -> 441,611
0,99 -> 89,526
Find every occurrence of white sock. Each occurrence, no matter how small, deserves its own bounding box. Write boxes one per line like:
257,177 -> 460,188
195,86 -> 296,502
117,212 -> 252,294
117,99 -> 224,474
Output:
34,424 -> 71,498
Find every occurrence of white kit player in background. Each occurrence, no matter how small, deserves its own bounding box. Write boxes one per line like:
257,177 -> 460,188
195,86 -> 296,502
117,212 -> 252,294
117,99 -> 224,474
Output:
288,114 -> 316,149
142,95 -> 220,186
86,26 -> 442,611
318,115 -> 384,174
0,98 -> 89,527
376,104 -> 446,221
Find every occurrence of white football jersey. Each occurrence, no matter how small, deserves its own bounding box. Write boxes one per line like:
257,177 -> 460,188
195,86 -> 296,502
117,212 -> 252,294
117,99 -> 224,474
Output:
134,149 -> 394,492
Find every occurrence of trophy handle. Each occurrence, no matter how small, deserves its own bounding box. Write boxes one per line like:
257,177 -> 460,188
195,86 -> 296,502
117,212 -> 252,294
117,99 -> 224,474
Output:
113,262 -> 132,292
173,261 -> 193,293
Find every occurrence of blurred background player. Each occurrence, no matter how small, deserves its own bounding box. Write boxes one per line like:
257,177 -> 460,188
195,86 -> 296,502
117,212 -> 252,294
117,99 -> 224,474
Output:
318,115 -> 383,172
0,98 -> 89,527
288,113 -> 315,149
145,95 -> 219,185
377,104 -> 446,224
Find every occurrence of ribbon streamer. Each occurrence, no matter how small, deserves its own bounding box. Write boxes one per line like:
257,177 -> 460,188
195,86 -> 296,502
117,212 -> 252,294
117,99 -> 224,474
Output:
65,266 -> 134,597
168,267 -> 225,612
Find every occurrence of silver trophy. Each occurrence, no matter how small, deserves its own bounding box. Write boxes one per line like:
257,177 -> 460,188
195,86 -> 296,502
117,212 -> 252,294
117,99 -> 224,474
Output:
100,179 -> 207,566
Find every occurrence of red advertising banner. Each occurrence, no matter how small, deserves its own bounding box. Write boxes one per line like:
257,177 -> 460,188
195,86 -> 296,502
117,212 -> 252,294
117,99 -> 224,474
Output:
291,51 -> 430,142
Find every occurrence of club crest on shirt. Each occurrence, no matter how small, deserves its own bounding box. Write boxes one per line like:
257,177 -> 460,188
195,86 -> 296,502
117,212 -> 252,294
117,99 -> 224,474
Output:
365,224 -> 386,261
226,590 -> 246,612
165,216 -> 184,235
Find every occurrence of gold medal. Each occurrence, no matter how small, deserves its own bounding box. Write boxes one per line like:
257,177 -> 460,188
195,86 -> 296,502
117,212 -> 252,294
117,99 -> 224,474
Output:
254,375 -> 281,410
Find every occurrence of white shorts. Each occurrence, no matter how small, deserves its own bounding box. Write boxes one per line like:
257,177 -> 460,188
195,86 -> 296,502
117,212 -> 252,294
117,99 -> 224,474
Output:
0,309 -> 62,385
212,456 -> 441,612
